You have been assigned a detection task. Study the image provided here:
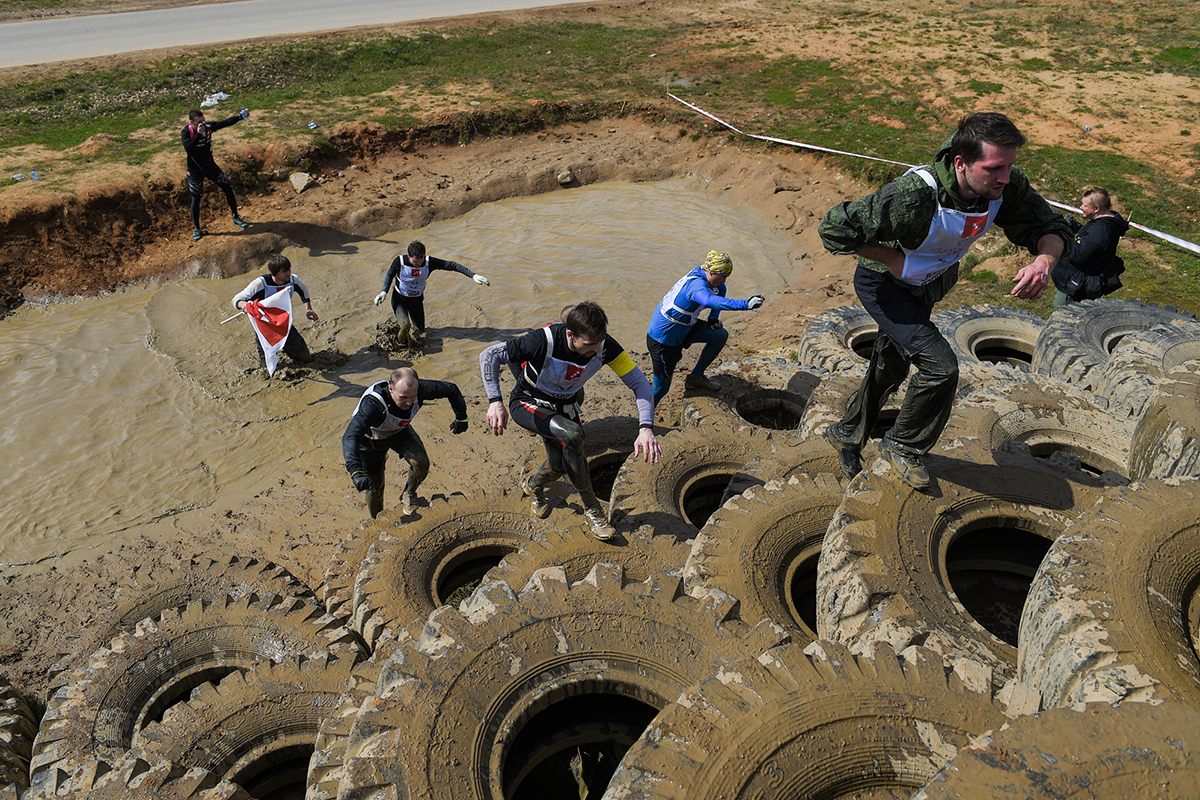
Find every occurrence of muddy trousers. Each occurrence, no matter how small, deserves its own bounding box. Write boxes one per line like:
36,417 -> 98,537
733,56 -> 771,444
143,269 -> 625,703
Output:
255,325 -> 312,365
354,430 -> 430,518
646,322 -> 728,406
187,169 -> 238,228
510,398 -> 600,510
389,294 -> 426,344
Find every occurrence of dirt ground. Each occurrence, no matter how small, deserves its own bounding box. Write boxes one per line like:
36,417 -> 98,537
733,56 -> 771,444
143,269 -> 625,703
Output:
0,0 -> 1191,700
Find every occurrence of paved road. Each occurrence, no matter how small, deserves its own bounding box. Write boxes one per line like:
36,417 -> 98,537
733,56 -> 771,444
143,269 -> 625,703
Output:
0,0 -> 583,68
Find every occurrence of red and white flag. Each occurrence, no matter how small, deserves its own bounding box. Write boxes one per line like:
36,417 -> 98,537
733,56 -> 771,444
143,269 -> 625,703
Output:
243,290 -> 292,376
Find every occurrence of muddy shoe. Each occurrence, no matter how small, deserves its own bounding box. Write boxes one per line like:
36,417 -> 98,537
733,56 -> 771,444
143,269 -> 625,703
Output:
584,505 -> 616,541
823,425 -> 862,479
881,443 -> 930,489
522,478 -> 550,519
402,492 -> 419,516
232,215 -> 250,229
683,373 -> 720,392
192,227 -> 203,241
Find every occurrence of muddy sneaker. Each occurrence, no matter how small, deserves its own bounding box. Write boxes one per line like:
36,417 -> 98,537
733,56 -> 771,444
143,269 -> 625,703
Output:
192,227 -> 203,241
823,425 -> 862,479
584,505 -> 616,541
402,491 -> 419,516
232,215 -> 250,229
522,478 -> 550,519
881,443 -> 930,490
683,373 -> 720,392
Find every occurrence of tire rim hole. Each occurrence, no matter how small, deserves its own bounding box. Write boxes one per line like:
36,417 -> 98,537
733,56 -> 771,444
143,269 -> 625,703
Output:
1025,443 -> 1125,479
946,527 -> 1053,647
849,331 -> 878,359
140,665 -> 242,728
735,390 -> 806,430
229,743 -> 313,799
973,343 -> 1033,366
588,452 -> 630,503
505,693 -> 658,800
436,546 -> 519,607
681,472 -> 738,529
786,550 -> 821,638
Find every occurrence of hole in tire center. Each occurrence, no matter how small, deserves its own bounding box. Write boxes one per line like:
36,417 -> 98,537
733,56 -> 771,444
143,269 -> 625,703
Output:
849,331 -> 878,360
1026,442 -> 1125,480
946,526 -> 1053,647
588,452 -> 631,503
505,693 -> 659,800
681,472 -> 738,529
735,390 -> 806,430
787,551 -> 821,637
436,545 -> 520,607
229,743 -> 313,800
973,342 -> 1034,367
141,665 -> 242,728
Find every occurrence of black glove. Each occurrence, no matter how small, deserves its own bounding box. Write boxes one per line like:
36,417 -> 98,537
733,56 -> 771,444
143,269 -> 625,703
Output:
450,419 -> 469,434
351,471 -> 376,492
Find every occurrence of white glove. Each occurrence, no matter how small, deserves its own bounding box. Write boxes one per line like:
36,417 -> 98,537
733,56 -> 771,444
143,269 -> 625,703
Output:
373,292 -> 386,306
747,295 -> 764,310
473,274 -> 490,286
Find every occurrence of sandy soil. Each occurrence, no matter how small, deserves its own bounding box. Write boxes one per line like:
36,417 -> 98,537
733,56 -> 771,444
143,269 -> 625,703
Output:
0,0 -> 1191,700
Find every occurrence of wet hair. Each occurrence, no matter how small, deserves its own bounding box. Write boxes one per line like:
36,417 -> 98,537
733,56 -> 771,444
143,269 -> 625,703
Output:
949,112 -> 1027,164
1083,186 -> 1112,212
556,304 -> 576,324
566,301 -> 608,341
188,110 -> 205,121
267,254 -> 292,276
407,241 -> 426,259
391,366 -> 419,388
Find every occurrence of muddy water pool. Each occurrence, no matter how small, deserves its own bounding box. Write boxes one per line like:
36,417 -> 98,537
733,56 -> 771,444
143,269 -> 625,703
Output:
0,177 -> 801,563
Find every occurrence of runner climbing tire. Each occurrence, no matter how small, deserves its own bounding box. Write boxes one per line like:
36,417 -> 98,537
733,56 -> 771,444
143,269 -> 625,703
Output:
931,303 -> 1044,373
1019,479 -> 1200,708
607,427 -> 767,539
1091,319 -> 1200,419
603,640 -> 1012,800
913,701 -> 1200,799
817,439 -> 1108,682
29,593 -> 365,784
21,754 -> 250,800
1130,364 -> 1200,480
350,491 -> 560,650
1032,298 -> 1194,390
797,305 -> 877,376
133,655 -> 357,797
334,565 -> 789,800
684,473 -> 845,643
0,674 -> 37,796
46,555 -> 315,692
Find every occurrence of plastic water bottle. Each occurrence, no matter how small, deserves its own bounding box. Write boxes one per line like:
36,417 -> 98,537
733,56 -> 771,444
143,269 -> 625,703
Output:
308,122 -> 318,130
31,170 -> 38,180
241,107 -> 249,119
1084,125 -> 1091,131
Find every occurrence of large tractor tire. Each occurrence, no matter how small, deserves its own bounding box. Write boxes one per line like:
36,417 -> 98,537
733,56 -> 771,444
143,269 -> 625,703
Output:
608,427 -> 768,539
930,303 -> 1044,374
679,361 -> 820,444
1032,298 -> 1193,390
817,439 -> 1108,683
1019,479 -> 1200,708
350,491 -> 559,650
30,593 -> 364,784
719,436 -> 843,506
684,473 -> 845,643
47,555 -> 314,692
1130,364 -> 1200,480
0,674 -> 37,796
333,565 -> 788,800
914,701 -> 1200,799
603,640 -> 1012,800
134,655 -> 358,797
21,755 -> 250,800
797,304 -> 877,376
1090,319 -> 1200,419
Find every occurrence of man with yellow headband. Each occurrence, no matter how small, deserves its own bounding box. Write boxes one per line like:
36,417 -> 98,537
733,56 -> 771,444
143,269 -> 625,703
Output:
646,250 -> 764,407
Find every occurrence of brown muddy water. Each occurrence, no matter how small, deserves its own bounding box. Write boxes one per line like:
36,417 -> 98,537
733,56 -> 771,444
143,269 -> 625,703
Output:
0,177 -> 801,564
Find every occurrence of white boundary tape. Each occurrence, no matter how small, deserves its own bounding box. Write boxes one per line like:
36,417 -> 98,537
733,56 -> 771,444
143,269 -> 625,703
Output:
669,93 -> 1200,257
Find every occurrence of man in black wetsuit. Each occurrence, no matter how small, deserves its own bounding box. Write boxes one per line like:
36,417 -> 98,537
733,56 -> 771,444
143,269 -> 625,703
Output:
479,301 -> 661,541
342,366 -> 469,519
373,240 -> 491,348
181,108 -> 250,242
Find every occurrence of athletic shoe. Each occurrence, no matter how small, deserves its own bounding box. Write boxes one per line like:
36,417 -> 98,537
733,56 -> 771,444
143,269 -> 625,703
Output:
522,478 -> 550,519
192,227 -> 203,241
584,505 -> 616,541
402,492 -> 419,516
881,442 -> 930,489
683,373 -> 720,392
232,215 -> 250,229
823,425 -> 862,480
